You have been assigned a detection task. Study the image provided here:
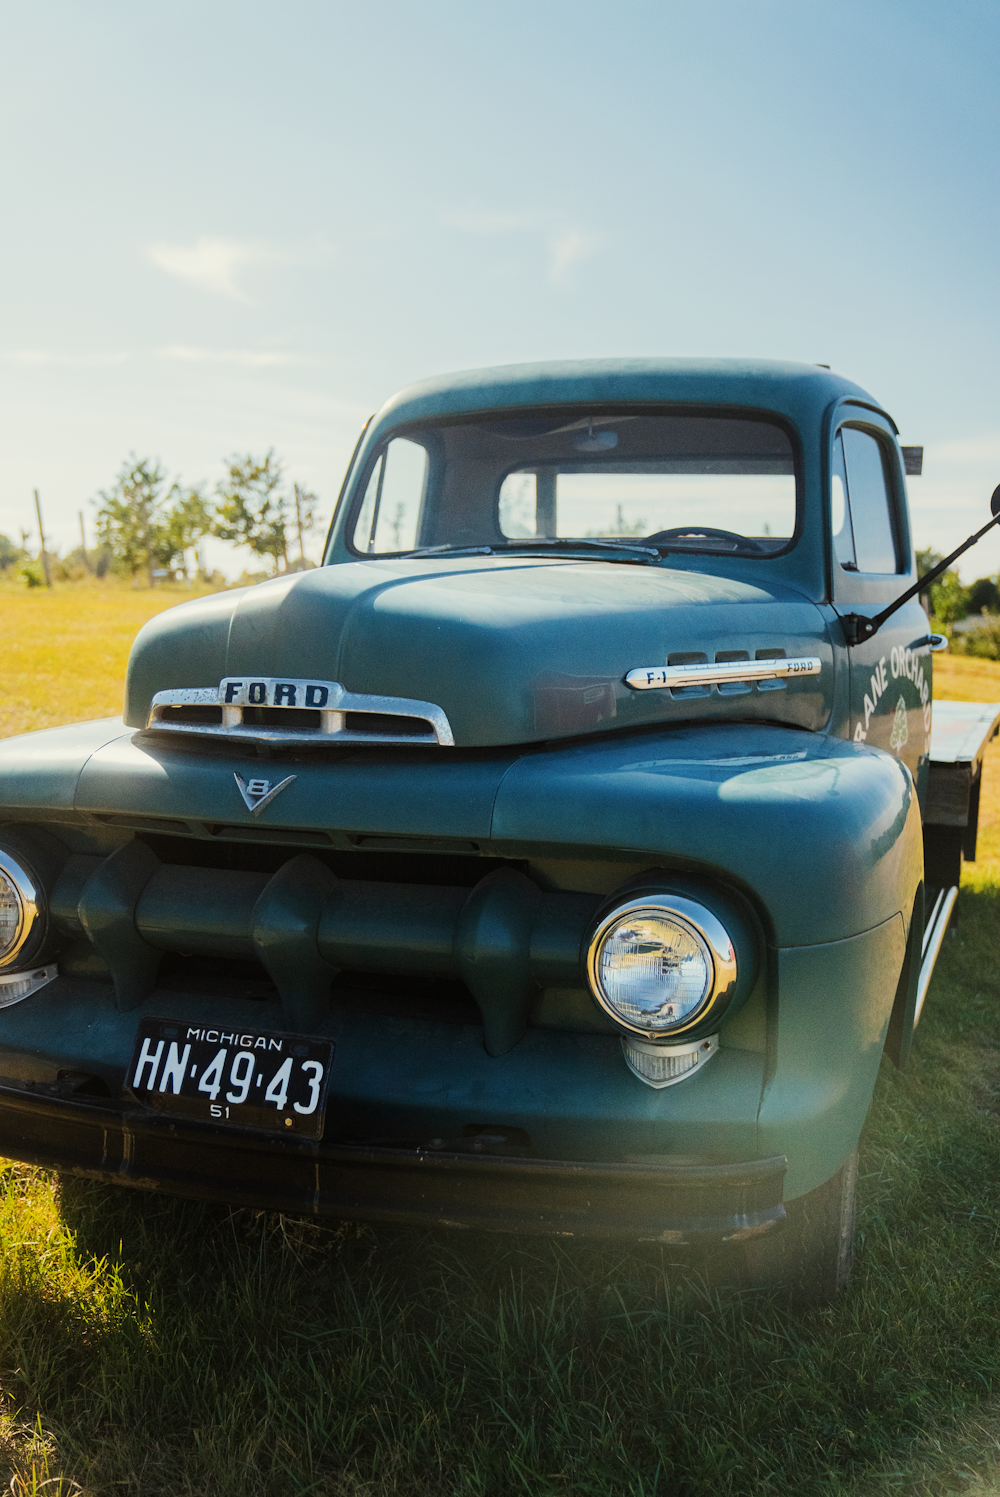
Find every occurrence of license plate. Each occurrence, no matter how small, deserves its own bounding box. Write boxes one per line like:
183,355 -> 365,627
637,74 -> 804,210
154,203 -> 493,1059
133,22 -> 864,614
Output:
127,1018 -> 334,1140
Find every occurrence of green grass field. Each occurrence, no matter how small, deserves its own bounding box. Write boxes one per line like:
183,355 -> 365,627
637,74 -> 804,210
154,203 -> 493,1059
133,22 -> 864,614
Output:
2,584 -> 1000,1495
0,577 -> 221,739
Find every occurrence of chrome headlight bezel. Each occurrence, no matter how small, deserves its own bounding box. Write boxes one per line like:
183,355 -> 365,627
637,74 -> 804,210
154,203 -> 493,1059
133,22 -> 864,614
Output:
585,892 -> 739,1041
0,849 -> 40,971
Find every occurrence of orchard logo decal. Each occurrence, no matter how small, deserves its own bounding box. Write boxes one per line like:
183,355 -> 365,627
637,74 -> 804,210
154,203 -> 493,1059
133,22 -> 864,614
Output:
853,645 -> 930,745
889,696 -> 909,754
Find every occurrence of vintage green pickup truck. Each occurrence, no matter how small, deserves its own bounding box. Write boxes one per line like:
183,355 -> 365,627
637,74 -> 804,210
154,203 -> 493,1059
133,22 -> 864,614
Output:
0,358 -> 995,1301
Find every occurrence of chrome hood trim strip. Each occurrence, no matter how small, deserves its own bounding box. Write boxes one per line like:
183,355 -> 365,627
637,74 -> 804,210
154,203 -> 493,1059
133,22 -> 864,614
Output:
625,656 -> 821,691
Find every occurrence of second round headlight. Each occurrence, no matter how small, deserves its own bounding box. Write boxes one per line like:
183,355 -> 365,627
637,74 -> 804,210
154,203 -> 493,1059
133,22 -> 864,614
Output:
0,870 -> 23,962
586,894 -> 738,1040
0,849 -> 40,970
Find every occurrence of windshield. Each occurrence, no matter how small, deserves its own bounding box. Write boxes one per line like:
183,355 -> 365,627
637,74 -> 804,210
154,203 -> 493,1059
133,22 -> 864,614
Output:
345,410 -> 797,559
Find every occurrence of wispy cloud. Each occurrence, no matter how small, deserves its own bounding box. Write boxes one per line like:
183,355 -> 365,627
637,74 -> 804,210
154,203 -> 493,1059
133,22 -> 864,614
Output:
1,349 -> 129,366
919,435 -> 1000,467
442,206 -> 606,283
442,209 -> 529,235
148,236 -> 259,299
158,345 -> 296,367
546,227 -> 603,282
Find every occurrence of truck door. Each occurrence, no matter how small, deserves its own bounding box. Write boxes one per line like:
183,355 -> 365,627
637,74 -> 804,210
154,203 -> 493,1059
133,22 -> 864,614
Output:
830,419 -> 932,802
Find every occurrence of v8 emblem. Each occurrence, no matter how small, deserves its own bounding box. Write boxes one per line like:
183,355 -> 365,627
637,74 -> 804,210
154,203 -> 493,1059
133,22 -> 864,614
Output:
234,772 -> 297,817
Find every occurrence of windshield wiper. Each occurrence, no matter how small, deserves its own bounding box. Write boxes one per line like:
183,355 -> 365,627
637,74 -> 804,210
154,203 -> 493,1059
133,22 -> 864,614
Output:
497,538 -> 661,560
406,539 -> 660,564
406,545 -> 495,558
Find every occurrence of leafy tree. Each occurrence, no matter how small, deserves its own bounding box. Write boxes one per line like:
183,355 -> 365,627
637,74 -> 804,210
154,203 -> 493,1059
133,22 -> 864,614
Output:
966,575 -> 1000,615
0,534 -> 22,571
154,485 -> 213,579
213,451 -> 288,574
292,482 -> 320,566
93,458 -> 214,585
94,456 -> 168,586
915,547 -> 971,629
915,547 -> 943,581
928,570 -> 969,629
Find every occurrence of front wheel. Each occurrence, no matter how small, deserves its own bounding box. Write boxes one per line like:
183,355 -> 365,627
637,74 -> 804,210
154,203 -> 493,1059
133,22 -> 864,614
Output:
742,1152 -> 858,1304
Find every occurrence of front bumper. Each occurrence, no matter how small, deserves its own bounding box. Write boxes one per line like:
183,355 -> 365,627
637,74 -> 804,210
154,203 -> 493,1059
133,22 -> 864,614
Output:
0,1077 -> 786,1242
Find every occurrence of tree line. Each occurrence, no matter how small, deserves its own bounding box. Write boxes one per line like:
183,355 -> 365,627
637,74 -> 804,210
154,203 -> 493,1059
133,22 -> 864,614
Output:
916,547 -> 1000,628
0,450 -> 322,587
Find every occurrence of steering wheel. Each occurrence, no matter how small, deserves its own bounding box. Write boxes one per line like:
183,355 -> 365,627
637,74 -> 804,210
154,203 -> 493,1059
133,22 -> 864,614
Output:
646,525 -> 767,555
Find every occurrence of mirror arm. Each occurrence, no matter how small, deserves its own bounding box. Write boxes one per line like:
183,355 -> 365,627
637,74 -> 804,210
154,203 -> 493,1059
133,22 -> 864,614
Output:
840,507 -> 1000,647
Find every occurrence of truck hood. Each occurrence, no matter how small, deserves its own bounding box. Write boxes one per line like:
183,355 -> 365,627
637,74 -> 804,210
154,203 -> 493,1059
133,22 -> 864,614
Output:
124,557 -> 835,748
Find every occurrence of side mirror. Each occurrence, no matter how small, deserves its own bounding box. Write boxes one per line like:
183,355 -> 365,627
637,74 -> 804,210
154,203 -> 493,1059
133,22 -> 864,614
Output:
992,484 -> 1000,517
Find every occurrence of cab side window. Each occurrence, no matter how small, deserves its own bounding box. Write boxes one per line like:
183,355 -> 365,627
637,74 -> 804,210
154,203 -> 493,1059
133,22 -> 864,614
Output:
830,432 -> 856,569
352,438 -> 429,554
839,426 -> 900,574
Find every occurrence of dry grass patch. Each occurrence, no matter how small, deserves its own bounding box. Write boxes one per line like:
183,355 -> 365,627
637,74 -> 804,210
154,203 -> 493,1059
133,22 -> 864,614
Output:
0,578 -> 224,738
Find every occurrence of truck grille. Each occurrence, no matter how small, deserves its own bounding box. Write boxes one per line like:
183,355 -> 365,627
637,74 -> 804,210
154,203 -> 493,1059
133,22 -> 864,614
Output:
147,677 -> 454,747
49,834 -> 601,1056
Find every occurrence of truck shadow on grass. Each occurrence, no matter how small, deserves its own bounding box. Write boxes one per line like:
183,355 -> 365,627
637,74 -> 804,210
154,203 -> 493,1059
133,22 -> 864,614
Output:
1,882 -> 999,1496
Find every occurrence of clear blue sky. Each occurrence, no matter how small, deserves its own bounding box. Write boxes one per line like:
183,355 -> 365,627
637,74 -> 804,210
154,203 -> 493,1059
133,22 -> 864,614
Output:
2,0 -> 999,575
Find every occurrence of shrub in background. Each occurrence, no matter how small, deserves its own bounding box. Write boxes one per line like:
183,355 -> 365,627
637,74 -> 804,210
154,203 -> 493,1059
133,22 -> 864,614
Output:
954,618 -> 1000,660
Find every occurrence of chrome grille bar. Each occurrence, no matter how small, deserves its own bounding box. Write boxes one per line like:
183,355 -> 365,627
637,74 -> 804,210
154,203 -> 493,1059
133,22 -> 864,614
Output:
147,677 -> 455,747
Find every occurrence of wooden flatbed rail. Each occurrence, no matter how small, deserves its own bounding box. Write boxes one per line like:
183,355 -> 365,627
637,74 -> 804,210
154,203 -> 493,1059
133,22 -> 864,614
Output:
916,700 -> 1000,1020
925,700 -> 1000,885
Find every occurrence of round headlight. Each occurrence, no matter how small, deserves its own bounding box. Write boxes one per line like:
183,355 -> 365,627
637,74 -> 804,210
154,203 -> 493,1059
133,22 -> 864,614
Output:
0,851 -> 39,970
0,871 -> 23,961
586,894 -> 738,1039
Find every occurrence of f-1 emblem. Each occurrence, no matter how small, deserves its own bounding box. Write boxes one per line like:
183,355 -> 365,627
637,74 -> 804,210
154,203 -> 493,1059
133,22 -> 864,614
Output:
234,772 -> 297,817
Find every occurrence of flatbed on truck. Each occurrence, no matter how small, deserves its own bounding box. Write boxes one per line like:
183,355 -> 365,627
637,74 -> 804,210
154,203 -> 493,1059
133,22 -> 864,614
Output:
921,699 -> 1000,1017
